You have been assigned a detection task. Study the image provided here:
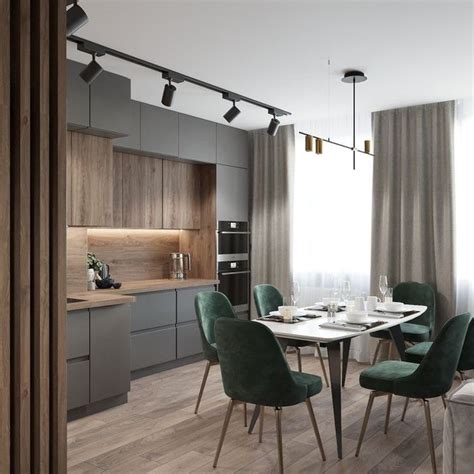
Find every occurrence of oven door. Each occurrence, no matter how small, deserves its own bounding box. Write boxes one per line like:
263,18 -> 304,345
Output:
218,267 -> 250,313
217,232 -> 249,260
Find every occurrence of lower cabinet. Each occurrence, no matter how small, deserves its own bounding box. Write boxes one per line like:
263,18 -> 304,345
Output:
67,360 -> 90,410
131,327 -> 176,371
177,322 -> 202,359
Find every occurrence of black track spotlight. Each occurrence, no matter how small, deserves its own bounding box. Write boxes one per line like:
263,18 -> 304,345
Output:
267,112 -> 280,136
67,0 -> 88,37
80,54 -> 103,85
162,79 -> 176,107
223,100 -> 241,123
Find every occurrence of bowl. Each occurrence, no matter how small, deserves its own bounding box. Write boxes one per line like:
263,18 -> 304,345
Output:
346,310 -> 368,323
383,302 -> 404,311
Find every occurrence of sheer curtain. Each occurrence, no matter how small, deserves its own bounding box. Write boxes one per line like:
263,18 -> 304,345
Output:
293,115 -> 373,362
455,98 -> 474,315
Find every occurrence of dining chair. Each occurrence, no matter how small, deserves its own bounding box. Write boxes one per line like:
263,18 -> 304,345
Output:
213,318 -> 326,473
370,281 -> 436,364
253,284 -> 329,387
355,312 -> 470,473
400,313 -> 473,420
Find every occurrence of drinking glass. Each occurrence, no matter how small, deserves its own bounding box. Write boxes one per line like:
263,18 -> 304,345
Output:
385,287 -> 393,303
379,275 -> 388,300
342,280 -> 351,302
291,281 -> 301,307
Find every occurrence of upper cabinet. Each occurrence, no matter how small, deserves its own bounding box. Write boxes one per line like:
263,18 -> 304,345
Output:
113,100 -> 141,151
67,60 -> 89,131
140,103 -> 179,157
216,164 -> 248,222
216,125 -> 249,168
179,114 -> 216,164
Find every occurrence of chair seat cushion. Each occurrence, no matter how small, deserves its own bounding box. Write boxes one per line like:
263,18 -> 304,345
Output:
370,323 -> 431,342
405,342 -> 433,363
291,371 -> 323,398
360,360 -> 419,393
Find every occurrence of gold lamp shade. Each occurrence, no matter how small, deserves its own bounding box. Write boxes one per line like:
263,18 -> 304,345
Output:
364,140 -> 371,153
305,134 -> 314,152
316,138 -> 323,155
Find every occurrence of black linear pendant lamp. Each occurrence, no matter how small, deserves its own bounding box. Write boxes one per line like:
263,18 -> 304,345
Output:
80,53 -> 103,84
162,78 -> 176,107
67,0 -> 88,37
267,110 -> 280,136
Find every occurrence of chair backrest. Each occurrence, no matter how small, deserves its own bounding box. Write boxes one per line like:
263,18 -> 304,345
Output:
394,281 -> 436,333
214,318 -> 306,406
458,316 -> 474,371
395,313 -> 471,398
253,284 -> 283,317
195,291 -> 235,360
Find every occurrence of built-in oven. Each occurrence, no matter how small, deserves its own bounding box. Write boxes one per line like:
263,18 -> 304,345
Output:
217,221 -> 249,262
217,260 -> 250,314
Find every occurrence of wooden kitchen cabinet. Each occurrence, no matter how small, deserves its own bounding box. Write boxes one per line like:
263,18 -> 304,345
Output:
163,160 -> 201,229
121,153 -> 163,228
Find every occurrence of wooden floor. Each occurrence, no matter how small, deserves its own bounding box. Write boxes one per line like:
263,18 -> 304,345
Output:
67,354 -> 449,473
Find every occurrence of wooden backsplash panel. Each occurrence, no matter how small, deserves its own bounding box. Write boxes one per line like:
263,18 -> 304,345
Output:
67,227 -> 88,293
87,229 -> 180,282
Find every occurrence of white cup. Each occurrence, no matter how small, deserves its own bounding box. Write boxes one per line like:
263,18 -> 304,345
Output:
354,296 -> 365,311
278,305 -> 297,322
367,296 -> 381,311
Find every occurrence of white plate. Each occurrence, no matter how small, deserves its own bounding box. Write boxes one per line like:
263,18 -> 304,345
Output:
270,309 -> 307,317
341,317 -> 373,325
377,303 -> 406,313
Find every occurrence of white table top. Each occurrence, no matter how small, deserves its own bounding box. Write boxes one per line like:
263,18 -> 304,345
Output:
256,305 -> 427,343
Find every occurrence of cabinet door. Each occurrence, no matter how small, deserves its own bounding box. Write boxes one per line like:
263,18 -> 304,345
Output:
67,60 -> 89,131
131,327 -> 176,371
178,114 -> 216,164
67,310 -> 89,360
67,360 -> 90,410
216,164 -> 248,221
217,125 -> 249,168
113,100 -> 141,151
131,290 -> 176,332
90,304 -> 131,403
122,153 -> 163,228
90,70 -> 131,138
177,322 -> 202,359
140,103 -> 179,157
68,132 -> 114,227
163,160 -> 201,229
177,286 -> 214,323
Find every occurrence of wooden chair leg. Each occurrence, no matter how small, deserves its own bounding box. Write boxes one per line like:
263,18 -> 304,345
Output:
401,397 -> 410,422
388,341 -> 393,360
384,394 -> 392,434
459,371 -> 466,381
422,399 -> 437,474
441,394 -> 447,409
194,360 -> 212,414
355,391 -> 376,457
244,403 -> 247,427
305,399 -> 326,461
296,347 -> 302,372
213,399 -> 235,468
275,407 -> 284,474
258,406 -> 265,443
372,340 -> 382,365
315,344 -> 329,387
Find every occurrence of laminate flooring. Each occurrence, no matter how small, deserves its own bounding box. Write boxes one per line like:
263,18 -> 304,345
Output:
67,355 -> 450,473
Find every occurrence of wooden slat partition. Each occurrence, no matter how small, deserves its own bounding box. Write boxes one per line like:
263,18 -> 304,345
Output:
0,0 -> 67,471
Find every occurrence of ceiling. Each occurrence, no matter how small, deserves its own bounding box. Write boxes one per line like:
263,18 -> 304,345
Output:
67,1 -> 473,130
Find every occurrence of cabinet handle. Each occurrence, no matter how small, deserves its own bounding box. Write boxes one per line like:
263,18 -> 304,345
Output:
218,231 -> 251,235
219,270 -> 251,276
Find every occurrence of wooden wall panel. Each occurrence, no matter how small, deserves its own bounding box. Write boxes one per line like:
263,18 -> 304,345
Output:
67,227 -> 88,293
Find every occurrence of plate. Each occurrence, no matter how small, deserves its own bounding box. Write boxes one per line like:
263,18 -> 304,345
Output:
270,309 -> 307,317
377,303 -> 406,313
341,317 -> 373,325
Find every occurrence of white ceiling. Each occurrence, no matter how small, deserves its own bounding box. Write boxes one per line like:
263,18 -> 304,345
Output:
67,1 -> 473,130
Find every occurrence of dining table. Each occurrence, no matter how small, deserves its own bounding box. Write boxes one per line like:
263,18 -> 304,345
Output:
250,304 -> 428,459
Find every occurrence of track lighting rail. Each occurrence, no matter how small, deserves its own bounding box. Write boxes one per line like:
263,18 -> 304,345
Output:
67,35 -> 291,118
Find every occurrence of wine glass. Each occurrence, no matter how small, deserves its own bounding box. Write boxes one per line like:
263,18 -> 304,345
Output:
342,280 -> 351,302
291,281 -> 301,307
379,275 -> 388,301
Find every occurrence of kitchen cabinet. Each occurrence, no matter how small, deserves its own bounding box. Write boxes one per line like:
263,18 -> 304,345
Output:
121,153 -> 163,228
131,327 -> 176,371
140,103 -> 179,157
90,304 -> 131,404
217,125 -> 249,168
113,100 -> 141,150
163,160 -> 201,230
179,114 -> 216,164
67,309 -> 89,359
67,360 -> 90,410
216,164 -> 249,221
67,60 -> 89,131
177,286 -> 214,323
130,290 -> 176,332
177,322 -> 202,358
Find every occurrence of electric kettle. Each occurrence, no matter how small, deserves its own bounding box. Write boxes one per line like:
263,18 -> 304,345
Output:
169,252 -> 191,280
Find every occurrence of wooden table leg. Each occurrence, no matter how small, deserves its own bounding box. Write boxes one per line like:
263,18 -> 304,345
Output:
327,341 -> 343,459
342,338 -> 351,388
248,404 -> 261,434
388,325 -> 406,360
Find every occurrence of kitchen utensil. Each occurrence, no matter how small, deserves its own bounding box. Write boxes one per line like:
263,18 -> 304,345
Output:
169,252 -> 192,280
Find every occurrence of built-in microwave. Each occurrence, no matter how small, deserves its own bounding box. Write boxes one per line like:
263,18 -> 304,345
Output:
217,260 -> 250,313
217,221 -> 249,262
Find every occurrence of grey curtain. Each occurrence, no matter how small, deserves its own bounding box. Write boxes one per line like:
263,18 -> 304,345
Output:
370,101 -> 456,331
249,124 -> 295,316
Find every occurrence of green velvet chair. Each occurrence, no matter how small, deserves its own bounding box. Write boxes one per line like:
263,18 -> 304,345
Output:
194,291 -> 238,415
355,312 -> 470,473
253,284 -> 329,387
213,318 -> 326,473
370,281 -> 436,364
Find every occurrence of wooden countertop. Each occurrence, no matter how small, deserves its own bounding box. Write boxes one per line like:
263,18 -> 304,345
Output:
67,278 -> 218,311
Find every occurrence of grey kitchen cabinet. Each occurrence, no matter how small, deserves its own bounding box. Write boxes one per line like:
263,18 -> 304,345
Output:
140,103 -> 179,157
177,322 -> 202,359
216,125 -> 249,168
67,360 -> 90,410
90,69 -> 131,138
131,290 -> 176,332
90,304 -> 131,403
67,309 -> 90,360
67,60 -> 89,131
179,114 -> 216,164
177,286 -> 214,323
216,164 -> 249,221
113,100 -> 141,150
131,327 -> 177,371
